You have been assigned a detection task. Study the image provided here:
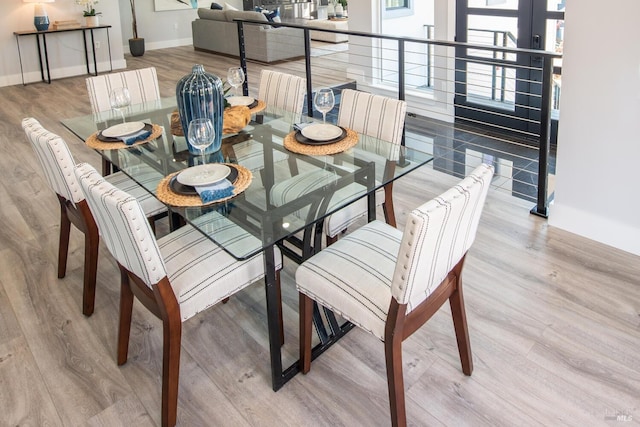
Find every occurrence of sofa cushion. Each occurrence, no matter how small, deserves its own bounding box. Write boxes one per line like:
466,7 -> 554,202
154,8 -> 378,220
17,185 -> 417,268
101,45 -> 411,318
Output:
305,18 -> 349,43
254,6 -> 281,22
198,8 -> 227,21
223,2 -> 238,10
211,2 -> 223,9
224,10 -> 268,23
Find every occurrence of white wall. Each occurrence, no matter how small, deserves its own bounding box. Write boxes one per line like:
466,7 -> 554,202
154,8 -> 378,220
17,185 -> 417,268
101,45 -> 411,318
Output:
349,0 -> 455,123
116,0 -> 231,52
0,0 -> 244,87
0,1 -> 125,86
550,0 -> 640,255
380,1 -> 435,38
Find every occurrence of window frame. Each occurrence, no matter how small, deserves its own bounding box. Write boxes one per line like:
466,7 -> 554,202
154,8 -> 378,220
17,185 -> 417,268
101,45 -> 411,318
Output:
382,0 -> 414,19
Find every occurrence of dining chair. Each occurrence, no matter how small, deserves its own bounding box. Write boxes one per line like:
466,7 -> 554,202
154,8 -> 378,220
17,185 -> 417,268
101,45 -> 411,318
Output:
73,162 -> 283,427
85,66 -> 161,114
257,69 -> 306,115
269,89 -> 407,246
226,70 -> 305,182
297,163 -> 494,427
21,118 -> 167,316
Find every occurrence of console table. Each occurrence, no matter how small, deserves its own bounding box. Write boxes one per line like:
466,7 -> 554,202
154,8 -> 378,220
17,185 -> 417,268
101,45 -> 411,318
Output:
14,25 -> 113,85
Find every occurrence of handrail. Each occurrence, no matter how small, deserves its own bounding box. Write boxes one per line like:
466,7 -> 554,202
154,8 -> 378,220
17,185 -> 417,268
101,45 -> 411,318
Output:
235,19 -> 561,59
235,18 -> 561,217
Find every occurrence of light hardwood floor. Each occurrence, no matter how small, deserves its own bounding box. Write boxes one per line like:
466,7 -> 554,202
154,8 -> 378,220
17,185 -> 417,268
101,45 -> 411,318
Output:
0,46 -> 638,426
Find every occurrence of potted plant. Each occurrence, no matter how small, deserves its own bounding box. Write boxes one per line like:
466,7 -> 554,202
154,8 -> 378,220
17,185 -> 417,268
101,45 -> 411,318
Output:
329,0 -> 347,18
76,0 -> 101,27
128,0 -> 145,56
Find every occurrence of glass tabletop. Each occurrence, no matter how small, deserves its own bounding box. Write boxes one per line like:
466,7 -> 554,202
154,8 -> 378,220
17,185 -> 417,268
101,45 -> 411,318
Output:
62,97 -> 433,260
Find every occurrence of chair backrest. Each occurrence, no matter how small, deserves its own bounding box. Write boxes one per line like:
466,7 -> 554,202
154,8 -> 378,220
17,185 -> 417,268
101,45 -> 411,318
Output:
21,118 -> 85,204
85,67 -> 161,114
391,163 -> 494,310
337,89 -> 407,147
74,163 -> 167,287
258,70 -> 306,114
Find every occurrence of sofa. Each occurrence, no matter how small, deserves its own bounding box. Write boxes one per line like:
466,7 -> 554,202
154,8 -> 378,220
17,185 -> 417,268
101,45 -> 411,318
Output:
192,9 -> 305,63
305,19 -> 349,43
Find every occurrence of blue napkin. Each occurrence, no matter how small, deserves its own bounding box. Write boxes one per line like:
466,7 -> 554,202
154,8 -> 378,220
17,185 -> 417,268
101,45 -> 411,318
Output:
119,129 -> 151,145
293,122 -> 313,132
195,180 -> 235,203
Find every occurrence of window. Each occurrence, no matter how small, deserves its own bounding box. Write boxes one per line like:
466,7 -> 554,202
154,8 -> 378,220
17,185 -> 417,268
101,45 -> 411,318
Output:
386,0 -> 409,9
383,0 -> 413,18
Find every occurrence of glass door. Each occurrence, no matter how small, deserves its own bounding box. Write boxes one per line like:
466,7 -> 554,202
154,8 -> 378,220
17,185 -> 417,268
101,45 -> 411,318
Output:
454,0 -> 564,141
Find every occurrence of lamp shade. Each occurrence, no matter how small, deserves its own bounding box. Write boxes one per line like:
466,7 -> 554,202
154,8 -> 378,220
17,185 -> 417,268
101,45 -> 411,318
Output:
24,0 -> 55,31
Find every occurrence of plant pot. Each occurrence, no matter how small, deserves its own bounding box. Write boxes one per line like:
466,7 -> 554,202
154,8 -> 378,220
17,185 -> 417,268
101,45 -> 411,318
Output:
129,38 -> 145,57
335,4 -> 343,18
85,15 -> 99,27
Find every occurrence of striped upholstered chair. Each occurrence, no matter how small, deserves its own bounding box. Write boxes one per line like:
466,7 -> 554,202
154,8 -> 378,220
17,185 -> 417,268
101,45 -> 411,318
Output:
85,66 -> 161,114
297,164 -> 494,427
21,118 -> 166,316
270,89 -> 407,245
73,162 -> 282,427
258,69 -> 306,114
226,70 -> 306,180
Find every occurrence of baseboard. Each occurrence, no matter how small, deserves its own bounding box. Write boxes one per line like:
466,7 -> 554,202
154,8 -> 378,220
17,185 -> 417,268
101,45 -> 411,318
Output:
129,37 -> 194,53
0,59 -> 127,87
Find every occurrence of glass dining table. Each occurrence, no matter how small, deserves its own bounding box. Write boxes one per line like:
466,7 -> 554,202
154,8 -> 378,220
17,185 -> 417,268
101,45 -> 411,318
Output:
61,97 -> 434,391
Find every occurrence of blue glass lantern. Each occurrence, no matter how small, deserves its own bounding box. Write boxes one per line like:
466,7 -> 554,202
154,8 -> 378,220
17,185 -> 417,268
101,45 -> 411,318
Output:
176,64 -> 224,155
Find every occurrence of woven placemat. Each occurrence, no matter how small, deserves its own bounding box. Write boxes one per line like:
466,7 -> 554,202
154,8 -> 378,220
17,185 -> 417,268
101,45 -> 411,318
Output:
169,100 -> 266,137
249,100 -> 266,115
283,128 -> 359,155
156,163 -> 252,207
85,124 -> 163,150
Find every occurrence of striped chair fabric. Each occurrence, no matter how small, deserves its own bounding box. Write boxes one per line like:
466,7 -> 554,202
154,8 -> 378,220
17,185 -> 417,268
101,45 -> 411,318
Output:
74,162 -> 282,320
296,164 -> 493,426
269,90 -> 407,239
230,70 -> 305,175
74,162 -> 282,426
337,89 -> 407,149
296,163 -> 493,339
22,118 -> 166,217
258,69 -> 306,114
21,118 -> 166,316
85,67 -> 161,114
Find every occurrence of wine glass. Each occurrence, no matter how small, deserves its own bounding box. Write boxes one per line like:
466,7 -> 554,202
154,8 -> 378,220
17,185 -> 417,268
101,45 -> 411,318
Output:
188,118 -> 215,166
227,67 -> 245,97
109,87 -> 131,123
314,88 -> 335,124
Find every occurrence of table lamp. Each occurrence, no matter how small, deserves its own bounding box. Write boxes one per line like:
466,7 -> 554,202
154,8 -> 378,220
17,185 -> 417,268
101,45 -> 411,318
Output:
24,0 -> 55,31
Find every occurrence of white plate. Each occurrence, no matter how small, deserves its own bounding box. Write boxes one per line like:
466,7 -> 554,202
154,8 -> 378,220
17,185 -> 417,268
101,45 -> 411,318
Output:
177,164 -> 231,187
102,121 -> 145,138
226,96 -> 255,107
301,123 -> 343,141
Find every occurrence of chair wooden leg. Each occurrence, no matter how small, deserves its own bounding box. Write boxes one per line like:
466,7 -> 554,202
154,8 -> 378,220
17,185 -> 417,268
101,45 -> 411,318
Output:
325,234 -> 338,247
57,198 -> 71,279
383,184 -> 397,228
161,316 -> 181,427
449,275 -> 473,376
82,225 -> 99,317
299,293 -> 313,374
385,303 -> 407,427
117,267 -> 134,366
154,279 -> 182,427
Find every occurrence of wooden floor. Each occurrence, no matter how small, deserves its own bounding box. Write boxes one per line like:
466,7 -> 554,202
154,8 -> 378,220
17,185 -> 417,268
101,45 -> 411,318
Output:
1,46 -> 639,426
